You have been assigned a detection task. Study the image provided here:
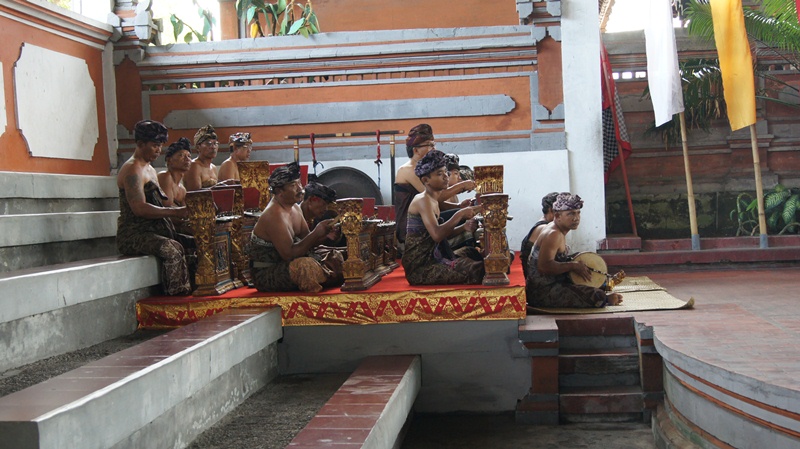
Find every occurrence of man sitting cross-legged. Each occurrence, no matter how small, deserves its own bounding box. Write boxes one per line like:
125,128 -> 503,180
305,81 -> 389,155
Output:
249,162 -> 344,293
525,193 -> 623,308
117,120 -> 193,296
401,150 -> 485,286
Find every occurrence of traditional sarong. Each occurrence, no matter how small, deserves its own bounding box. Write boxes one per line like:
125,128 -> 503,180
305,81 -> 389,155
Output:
393,183 -> 419,244
117,181 -> 192,295
525,244 -> 607,308
520,219 -> 548,278
249,234 -> 343,293
402,214 -> 484,285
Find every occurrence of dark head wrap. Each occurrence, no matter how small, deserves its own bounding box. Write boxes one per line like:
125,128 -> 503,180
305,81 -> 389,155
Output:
134,120 -> 168,143
165,137 -> 191,159
405,123 -> 434,157
552,193 -> 584,211
304,181 -> 337,203
229,132 -> 252,151
542,192 -> 559,214
414,150 -> 447,178
268,162 -> 302,192
444,153 -> 460,171
459,165 -> 474,181
193,124 -> 217,147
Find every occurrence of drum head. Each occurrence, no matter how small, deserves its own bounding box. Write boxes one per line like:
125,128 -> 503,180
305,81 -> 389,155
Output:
568,252 -> 608,288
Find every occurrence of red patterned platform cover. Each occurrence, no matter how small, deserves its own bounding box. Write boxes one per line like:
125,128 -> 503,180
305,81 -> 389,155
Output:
137,260 -> 527,328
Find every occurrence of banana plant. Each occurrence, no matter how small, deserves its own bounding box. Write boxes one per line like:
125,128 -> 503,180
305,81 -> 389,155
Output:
236,0 -> 320,38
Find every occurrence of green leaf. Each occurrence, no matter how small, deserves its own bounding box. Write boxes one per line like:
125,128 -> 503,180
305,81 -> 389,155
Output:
277,0 -> 287,15
184,32 -> 194,43
247,5 -> 258,24
236,0 -> 246,19
299,26 -> 309,37
746,199 -> 758,213
783,194 -> 799,225
288,17 -> 305,34
768,209 -> 781,230
765,190 -> 790,212
202,20 -> 211,37
280,14 -> 288,35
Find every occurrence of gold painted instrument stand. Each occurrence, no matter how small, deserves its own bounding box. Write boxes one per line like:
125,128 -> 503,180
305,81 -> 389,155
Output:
338,198 -> 383,291
474,165 -> 510,286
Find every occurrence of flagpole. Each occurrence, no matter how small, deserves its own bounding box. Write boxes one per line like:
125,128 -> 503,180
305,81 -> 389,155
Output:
749,124 -> 768,248
678,112 -> 700,250
600,48 -> 637,237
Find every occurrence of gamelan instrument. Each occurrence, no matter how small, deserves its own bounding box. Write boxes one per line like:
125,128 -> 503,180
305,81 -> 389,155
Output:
567,252 -> 625,290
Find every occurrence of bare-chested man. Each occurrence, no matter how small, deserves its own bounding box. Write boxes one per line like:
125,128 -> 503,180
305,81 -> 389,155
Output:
116,120 -> 192,295
184,124 -> 220,191
218,132 -> 253,182
157,137 -> 192,207
249,162 -> 343,293
525,193 -> 623,308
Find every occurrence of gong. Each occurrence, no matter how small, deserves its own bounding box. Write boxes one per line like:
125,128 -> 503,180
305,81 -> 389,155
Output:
315,167 -> 384,205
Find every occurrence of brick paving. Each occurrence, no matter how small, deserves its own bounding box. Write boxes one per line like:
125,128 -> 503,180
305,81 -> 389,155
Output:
522,266 -> 800,409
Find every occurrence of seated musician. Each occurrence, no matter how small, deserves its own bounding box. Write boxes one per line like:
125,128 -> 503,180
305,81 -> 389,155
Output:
525,193 -> 623,308
184,124 -> 220,191
402,150 -> 484,285
117,120 -> 193,296
394,124 -> 476,247
300,181 -> 337,231
157,137 -> 192,207
249,163 -> 344,293
520,192 -> 559,277
218,132 -> 253,182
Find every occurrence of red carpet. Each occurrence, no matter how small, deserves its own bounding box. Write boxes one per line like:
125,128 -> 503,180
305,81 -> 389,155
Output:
137,261 -> 526,328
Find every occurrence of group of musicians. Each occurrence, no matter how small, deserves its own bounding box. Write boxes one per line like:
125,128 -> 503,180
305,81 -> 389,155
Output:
118,119 -> 622,309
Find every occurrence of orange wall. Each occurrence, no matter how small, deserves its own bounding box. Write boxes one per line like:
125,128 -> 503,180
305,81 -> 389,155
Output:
0,15 -> 111,175
311,0 -> 520,32
144,76 -> 533,155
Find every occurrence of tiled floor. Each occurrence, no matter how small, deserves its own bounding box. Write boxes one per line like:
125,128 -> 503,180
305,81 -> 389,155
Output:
522,266 -> 800,402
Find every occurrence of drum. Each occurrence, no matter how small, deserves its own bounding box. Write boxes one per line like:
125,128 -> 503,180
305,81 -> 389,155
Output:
568,252 -> 608,288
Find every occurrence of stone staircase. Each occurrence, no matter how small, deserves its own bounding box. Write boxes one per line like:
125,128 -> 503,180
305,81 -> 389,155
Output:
517,316 -> 662,425
556,318 -> 644,423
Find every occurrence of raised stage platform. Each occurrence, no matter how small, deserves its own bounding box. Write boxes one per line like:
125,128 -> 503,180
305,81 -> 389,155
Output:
137,262 -> 527,328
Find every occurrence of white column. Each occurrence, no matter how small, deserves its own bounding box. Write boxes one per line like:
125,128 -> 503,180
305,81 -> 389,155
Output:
561,0 -> 605,252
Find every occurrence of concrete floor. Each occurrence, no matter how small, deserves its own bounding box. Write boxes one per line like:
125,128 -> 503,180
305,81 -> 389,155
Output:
402,413 -> 655,448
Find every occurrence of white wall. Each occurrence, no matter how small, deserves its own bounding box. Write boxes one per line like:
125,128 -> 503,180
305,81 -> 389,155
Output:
318,149 -> 571,252
562,0 -> 605,252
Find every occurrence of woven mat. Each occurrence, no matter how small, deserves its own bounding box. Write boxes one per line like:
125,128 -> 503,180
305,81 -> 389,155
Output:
527,276 -> 695,315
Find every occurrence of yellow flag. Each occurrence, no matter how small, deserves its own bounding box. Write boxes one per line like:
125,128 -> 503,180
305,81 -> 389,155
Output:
710,0 -> 756,131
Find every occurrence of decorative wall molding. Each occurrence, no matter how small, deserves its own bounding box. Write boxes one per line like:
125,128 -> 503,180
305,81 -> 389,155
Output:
163,95 -> 516,129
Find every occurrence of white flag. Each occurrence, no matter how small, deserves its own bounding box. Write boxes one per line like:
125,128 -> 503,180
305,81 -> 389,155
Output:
645,0 -> 684,127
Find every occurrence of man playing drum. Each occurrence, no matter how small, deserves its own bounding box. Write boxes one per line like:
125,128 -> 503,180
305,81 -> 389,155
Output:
525,193 -> 623,308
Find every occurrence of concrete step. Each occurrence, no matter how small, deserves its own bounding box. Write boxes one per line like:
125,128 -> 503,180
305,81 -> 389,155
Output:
0,211 -> 120,272
0,256 -> 159,372
0,308 -> 282,449
559,385 -> 644,424
288,355 -> 421,449
559,347 -> 640,388
0,171 -> 118,215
